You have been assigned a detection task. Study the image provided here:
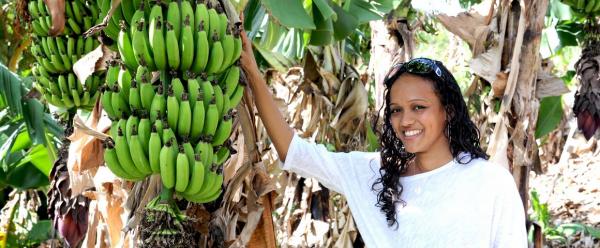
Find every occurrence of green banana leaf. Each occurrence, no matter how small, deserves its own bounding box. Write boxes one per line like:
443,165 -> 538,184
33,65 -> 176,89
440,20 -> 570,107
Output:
262,0 -> 315,29
535,96 -> 563,139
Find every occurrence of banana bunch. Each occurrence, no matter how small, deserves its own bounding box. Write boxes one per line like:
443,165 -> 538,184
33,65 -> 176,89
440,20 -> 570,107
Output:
28,0 -> 100,36
27,0 -> 106,110
115,0 -> 242,75
561,0 -> 600,15
101,63 -> 244,203
30,36 -> 100,74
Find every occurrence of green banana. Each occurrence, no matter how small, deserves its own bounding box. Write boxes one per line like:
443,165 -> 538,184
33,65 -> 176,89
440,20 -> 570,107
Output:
115,127 -> 147,178
179,15 -> 194,71
219,33 -> 235,72
128,80 -> 142,111
166,1 -> 181,39
189,91 -> 205,143
194,2 -> 209,33
129,126 -> 153,175
117,64 -> 132,102
149,125 -> 162,173
104,138 -> 144,181
162,122 -> 178,148
165,21 -> 180,70
149,5 -> 167,70
149,84 -> 166,122
125,113 -> 139,144
138,111 -> 151,154
202,99 -> 219,138
171,77 -> 184,102
160,138 -> 176,189
207,7 -> 220,41
111,85 -> 130,118
101,87 -> 117,119
224,65 -> 240,98
191,22 -> 209,73
229,84 -> 244,107
118,21 -> 138,70
175,145 -> 190,192
183,154 -> 205,195
205,32 -> 224,74
177,93 -> 192,138
211,113 -> 232,146
214,145 -> 230,165
132,19 -> 157,70
218,10 -> 228,41
187,78 -> 201,109
212,82 -> 224,118
140,75 -> 155,110
200,79 -> 214,108
120,0 -> 135,24
166,86 -> 179,133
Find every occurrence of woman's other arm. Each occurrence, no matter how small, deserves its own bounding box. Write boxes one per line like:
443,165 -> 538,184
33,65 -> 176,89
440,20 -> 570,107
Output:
239,30 -> 294,162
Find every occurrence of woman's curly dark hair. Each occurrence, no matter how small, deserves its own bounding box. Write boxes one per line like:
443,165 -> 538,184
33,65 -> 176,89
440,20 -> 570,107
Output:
371,58 -> 489,229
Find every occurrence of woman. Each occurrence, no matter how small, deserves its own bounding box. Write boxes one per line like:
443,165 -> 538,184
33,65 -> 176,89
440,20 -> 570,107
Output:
239,31 -> 527,247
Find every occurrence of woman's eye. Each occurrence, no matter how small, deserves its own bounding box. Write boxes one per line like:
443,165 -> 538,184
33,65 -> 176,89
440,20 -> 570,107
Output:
414,105 -> 426,111
391,108 -> 402,114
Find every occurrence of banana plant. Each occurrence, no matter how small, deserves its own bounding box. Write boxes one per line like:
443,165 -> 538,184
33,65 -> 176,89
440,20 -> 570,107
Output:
0,62 -> 62,246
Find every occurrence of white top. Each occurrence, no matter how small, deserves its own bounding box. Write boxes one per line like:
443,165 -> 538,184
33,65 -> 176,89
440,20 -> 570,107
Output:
281,133 -> 528,248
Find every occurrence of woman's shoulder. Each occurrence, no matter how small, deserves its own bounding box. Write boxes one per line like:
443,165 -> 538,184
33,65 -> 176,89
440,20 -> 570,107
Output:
454,153 -> 516,187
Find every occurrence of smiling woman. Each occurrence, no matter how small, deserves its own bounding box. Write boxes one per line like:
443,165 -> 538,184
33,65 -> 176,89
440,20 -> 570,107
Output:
240,24 -> 528,247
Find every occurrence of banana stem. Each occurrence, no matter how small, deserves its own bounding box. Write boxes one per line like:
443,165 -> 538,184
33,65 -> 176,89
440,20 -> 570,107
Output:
160,185 -> 173,203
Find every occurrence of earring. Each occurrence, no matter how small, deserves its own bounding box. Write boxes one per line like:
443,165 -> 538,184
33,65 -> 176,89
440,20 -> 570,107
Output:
446,123 -> 452,145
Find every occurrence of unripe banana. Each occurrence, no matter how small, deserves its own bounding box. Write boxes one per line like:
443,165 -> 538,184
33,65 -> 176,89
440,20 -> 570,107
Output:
202,99 -> 219,137
187,78 -> 201,109
120,0 -> 135,24
71,89 -> 81,107
162,122 -> 178,148
232,28 -> 242,63
111,85 -> 130,117
149,125 -> 162,173
166,86 -> 179,133
200,78 -> 214,108
183,154 -> 205,195
103,138 -> 143,181
224,65 -> 240,98
206,32 -> 224,74
194,2 -> 209,33
128,80 -> 142,111
211,113 -> 232,146
189,91 -> 205,143
229,84 -> 244,107
165,21 -> 181,70
177,93 -> 192,138
117,64 -> 132,103
137,77 -> 153,111
194,138 -> 212,168
150,16 -> 167,70
118,22 -> 139,71
160,139 -> 176,189
219,33 -> 235,72
214,145 -> 231,165
175,145 -> 190,192
218,11 -> 228,41
135,64 -> 151,84
170,76 -> 184,102
154,113 -> 164,138
105,60 -> 120,88
207,7 -> 220,41
115,127 -> 147,178
125,113 -> 139,144
138,111 -> 151,154
167,1 -> 181,39
150,84 -> 166,122
132,19 -> 157,70
190,22 -> 209,74
212,82 -> 224,118
129,126 -> 153,175
179,15 -> 194,71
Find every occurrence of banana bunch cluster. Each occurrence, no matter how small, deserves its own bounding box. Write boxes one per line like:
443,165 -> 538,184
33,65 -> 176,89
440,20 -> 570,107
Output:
561,0 -> 600,15
28,0 -> 100,36
101,62 -> 244,203
28,0 -> 105,110
114,0 -> 242,75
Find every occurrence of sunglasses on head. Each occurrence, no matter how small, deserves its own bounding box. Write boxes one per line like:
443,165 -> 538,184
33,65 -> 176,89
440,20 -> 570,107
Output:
384,58 -> 444,84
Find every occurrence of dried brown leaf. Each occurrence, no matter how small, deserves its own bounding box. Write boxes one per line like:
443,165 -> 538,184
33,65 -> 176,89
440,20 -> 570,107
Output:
44,0 -> 65,36
73,45 -> 118,86
492,71 -> 508,97
536,70 -> 570,98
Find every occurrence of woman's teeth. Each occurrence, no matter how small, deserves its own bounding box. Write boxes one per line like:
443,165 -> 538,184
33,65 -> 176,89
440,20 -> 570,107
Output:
404,129 -> 422,137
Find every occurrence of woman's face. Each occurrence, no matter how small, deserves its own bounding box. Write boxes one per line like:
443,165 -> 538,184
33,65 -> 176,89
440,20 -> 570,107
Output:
389,73 -> 450,155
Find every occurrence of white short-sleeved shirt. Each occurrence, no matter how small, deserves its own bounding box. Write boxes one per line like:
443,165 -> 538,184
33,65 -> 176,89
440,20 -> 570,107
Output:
281,133 -> 528,248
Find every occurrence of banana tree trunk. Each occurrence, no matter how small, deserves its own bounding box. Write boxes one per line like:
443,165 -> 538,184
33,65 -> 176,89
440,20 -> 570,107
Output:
369,16 -> 414,112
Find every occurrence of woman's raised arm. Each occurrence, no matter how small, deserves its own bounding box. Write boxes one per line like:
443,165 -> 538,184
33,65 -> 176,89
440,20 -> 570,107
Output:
239,30 -> 294,162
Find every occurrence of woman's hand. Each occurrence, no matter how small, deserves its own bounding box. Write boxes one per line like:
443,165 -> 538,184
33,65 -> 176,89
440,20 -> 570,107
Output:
239,19 -> 260,83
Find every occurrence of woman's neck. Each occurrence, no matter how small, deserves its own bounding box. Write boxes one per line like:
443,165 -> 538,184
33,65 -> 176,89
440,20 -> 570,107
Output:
413,148 -> 453,173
